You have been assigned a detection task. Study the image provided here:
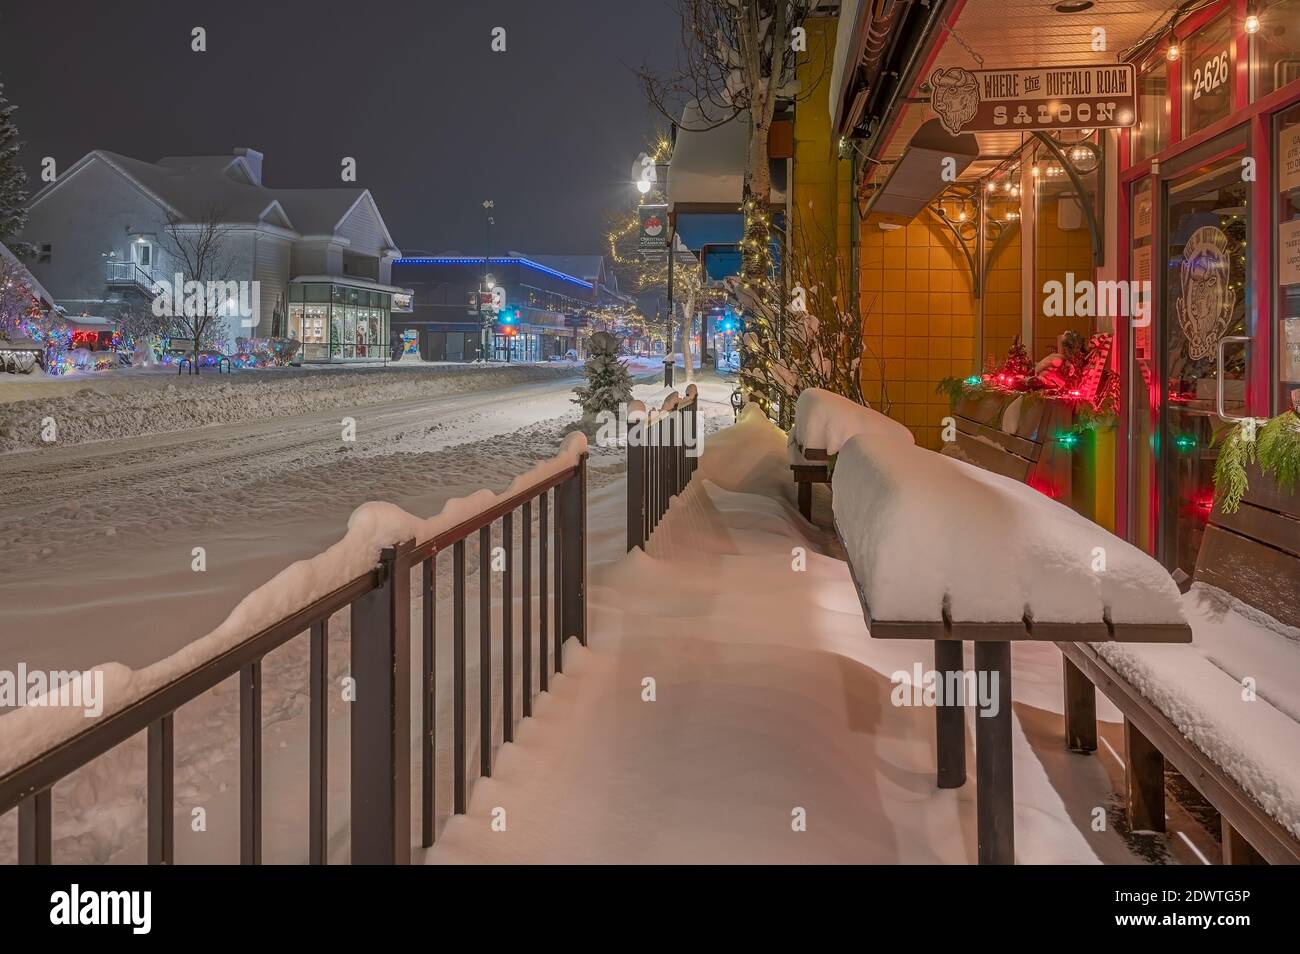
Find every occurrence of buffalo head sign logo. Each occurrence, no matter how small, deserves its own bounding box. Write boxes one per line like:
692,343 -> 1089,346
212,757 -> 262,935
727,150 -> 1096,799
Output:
930,67 -> 980,135
1176,225 -> 1236,361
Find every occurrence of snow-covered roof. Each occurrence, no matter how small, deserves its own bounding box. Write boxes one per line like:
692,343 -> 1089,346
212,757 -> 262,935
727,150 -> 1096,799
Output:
667,100 -> 786,208
0,239 -> 56,308
27,150 -> 401,255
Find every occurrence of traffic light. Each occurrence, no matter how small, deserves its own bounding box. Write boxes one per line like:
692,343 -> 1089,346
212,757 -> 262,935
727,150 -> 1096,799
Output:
497,307 -> 519,328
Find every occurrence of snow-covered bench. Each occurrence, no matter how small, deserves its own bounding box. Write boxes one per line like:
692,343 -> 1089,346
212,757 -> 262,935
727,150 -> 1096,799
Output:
789,389 -> 913,520
1058,471 -> 1300,864
831,435 -> 1191,864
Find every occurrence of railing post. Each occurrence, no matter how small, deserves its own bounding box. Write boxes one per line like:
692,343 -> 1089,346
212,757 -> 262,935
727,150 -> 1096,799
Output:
627,411 -> 646,552
18,790 -> 52,865
350,540 -> 413,864
560,455 -> 587,649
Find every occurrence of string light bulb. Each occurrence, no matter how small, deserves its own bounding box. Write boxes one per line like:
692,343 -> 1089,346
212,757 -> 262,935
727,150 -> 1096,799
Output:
1166,43 -> 1180,61
1244,13 -> 1260,33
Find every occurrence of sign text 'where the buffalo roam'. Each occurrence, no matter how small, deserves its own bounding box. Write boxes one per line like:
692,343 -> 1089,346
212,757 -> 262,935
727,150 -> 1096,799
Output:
928,64 -> 1137,135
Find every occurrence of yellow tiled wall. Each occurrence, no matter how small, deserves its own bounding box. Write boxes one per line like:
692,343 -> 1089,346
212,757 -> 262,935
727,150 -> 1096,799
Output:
860,219 -> 977,450
1033,195 -> 1094,360
982,227 -> 1022,369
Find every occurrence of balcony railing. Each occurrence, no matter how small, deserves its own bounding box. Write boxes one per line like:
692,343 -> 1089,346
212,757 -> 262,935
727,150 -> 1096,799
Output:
105,260 -> 157,292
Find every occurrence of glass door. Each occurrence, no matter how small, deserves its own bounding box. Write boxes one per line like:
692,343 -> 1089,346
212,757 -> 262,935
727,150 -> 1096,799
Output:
1159,153 -> 1253,574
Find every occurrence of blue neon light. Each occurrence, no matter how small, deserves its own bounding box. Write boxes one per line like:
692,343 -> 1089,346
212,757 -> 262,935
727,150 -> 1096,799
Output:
394,256 -> 594,290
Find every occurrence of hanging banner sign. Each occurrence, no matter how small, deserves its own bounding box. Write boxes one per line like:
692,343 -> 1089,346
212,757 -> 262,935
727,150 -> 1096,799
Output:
638,204 -> 669,251
928,64 -> 1136,135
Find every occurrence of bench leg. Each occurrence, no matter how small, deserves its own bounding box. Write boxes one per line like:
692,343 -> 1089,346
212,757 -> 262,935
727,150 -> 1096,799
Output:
797,481 -> 812,521
1062,655 -> 1097,753
1124,717 -> 1165,833
934,639 -> 966,789
1221,819 -> 1267,865
974,641 -> 1014,865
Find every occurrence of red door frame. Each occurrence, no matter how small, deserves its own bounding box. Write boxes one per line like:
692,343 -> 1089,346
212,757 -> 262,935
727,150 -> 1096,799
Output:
1114,0 -> 1300,545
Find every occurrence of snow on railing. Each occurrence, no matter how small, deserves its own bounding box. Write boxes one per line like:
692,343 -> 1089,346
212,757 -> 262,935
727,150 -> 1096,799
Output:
626,385 -> 699,551
0,433 -> 589,865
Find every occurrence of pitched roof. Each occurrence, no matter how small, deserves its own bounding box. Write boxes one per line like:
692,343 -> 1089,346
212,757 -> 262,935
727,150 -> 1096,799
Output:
28,150 -> 397,252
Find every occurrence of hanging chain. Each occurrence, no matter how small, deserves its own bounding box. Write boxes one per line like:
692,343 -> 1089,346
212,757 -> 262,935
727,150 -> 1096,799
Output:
941,25 -> 985,68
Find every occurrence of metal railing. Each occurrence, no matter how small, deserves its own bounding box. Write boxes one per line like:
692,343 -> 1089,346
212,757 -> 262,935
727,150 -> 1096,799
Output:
0,453 -> 588,865
105,260 -> 157,291
626,386 -> 699,551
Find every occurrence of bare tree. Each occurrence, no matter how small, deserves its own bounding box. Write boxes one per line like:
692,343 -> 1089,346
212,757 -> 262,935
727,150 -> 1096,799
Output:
157,205 -> 238,374
729,215 -> 888,416
638,1 -> 817,281
111,299 -> 169,366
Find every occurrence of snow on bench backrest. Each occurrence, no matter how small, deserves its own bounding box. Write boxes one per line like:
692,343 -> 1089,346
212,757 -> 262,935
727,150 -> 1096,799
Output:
793,388 -> 913,455
832,436 -> 1186,627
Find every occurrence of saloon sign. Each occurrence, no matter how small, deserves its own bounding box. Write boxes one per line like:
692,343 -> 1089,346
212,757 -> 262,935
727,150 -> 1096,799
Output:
928,64 -> 1136,135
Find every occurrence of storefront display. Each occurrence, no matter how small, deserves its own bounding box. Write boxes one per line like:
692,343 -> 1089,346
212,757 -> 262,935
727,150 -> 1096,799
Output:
1120,0 -> 1299,574
286,281 -> 395,362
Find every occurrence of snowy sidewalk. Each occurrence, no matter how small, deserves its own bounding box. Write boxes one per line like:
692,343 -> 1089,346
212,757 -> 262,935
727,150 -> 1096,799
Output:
425,407 -> 1135,864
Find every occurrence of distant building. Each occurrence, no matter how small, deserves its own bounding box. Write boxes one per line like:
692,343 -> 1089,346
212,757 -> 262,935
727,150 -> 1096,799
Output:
391,253 -> 632,362
18,148 -> 412,360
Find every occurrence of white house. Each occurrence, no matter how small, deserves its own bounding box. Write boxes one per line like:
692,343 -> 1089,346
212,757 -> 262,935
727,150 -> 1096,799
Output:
18,148 -> 412,360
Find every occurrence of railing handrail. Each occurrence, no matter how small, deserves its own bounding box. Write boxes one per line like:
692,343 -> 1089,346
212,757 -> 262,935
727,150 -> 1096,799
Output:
105,260 -> 155,283
0,569 -> 380,813
1,449 -> 588,864
626,388 -> 700,551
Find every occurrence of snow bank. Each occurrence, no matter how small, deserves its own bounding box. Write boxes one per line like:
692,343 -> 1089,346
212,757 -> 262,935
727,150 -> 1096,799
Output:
1094,584 -> 1300,839
697,402 -> 794,501
793,387 -> 913,455
0,363 -> 577,453
0,433 -> 587,777
832,437 -> 1185,626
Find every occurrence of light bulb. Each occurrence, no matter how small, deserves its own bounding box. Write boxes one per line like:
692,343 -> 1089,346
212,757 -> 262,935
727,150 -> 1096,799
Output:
1166,44 -> 1179,61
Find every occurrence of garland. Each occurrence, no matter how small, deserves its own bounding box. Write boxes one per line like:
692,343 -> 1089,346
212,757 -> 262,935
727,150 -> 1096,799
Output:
1213,410 -> 1300,513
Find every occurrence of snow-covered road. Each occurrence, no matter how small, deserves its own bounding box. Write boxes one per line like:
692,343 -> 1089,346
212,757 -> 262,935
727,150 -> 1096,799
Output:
0,363 -> 734,676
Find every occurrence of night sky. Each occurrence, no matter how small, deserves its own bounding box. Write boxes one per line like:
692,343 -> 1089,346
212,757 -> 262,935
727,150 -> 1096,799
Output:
0,0 -> 680,257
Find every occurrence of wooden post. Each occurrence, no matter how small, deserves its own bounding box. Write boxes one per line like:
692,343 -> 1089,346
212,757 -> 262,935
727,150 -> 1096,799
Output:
1222,818 -> 1267,864
1124,717 -> 1165,834
351,542 -> 413,864
1062,655 -> 1097,753
974,641 -> 1014,864
934,640 -> 966,789
797,481 -> 812,521
627,418 -> 646,552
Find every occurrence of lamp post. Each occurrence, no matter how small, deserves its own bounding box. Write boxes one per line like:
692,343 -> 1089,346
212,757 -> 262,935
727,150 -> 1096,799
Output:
481,199 -> 495,361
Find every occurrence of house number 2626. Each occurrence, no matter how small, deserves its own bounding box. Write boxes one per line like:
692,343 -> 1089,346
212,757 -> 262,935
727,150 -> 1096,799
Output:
1193,51 -> 1229,101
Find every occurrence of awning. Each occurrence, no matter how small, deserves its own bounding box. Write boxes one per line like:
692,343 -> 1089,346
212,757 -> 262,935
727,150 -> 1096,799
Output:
667,100 -> 787,212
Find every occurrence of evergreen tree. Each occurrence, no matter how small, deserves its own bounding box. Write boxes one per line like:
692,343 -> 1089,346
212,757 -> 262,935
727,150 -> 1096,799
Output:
573,330 -> 633,418
0,81 -> 29,249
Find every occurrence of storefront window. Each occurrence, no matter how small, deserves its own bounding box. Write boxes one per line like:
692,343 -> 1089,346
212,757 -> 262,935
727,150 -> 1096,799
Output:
1182,13 -> 1234,136
1251,0 -> 1300,100
1134,62 -> 1170,162
1277,103 -> 1300,410
1161,154 -> 1250,574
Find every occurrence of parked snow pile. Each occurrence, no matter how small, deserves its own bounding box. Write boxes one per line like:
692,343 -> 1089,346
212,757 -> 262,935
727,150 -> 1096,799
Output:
793,388 -> 913,455
832,436 -> 1185,627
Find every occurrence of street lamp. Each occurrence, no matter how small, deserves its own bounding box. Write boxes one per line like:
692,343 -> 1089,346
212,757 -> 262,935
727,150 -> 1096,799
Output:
481,199 -> 495,361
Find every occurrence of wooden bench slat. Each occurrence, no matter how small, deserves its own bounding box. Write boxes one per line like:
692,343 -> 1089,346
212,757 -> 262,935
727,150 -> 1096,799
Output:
952,433 -> 1033,482
1194,525 -> 1300,630
1057,640 -> 1300,864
